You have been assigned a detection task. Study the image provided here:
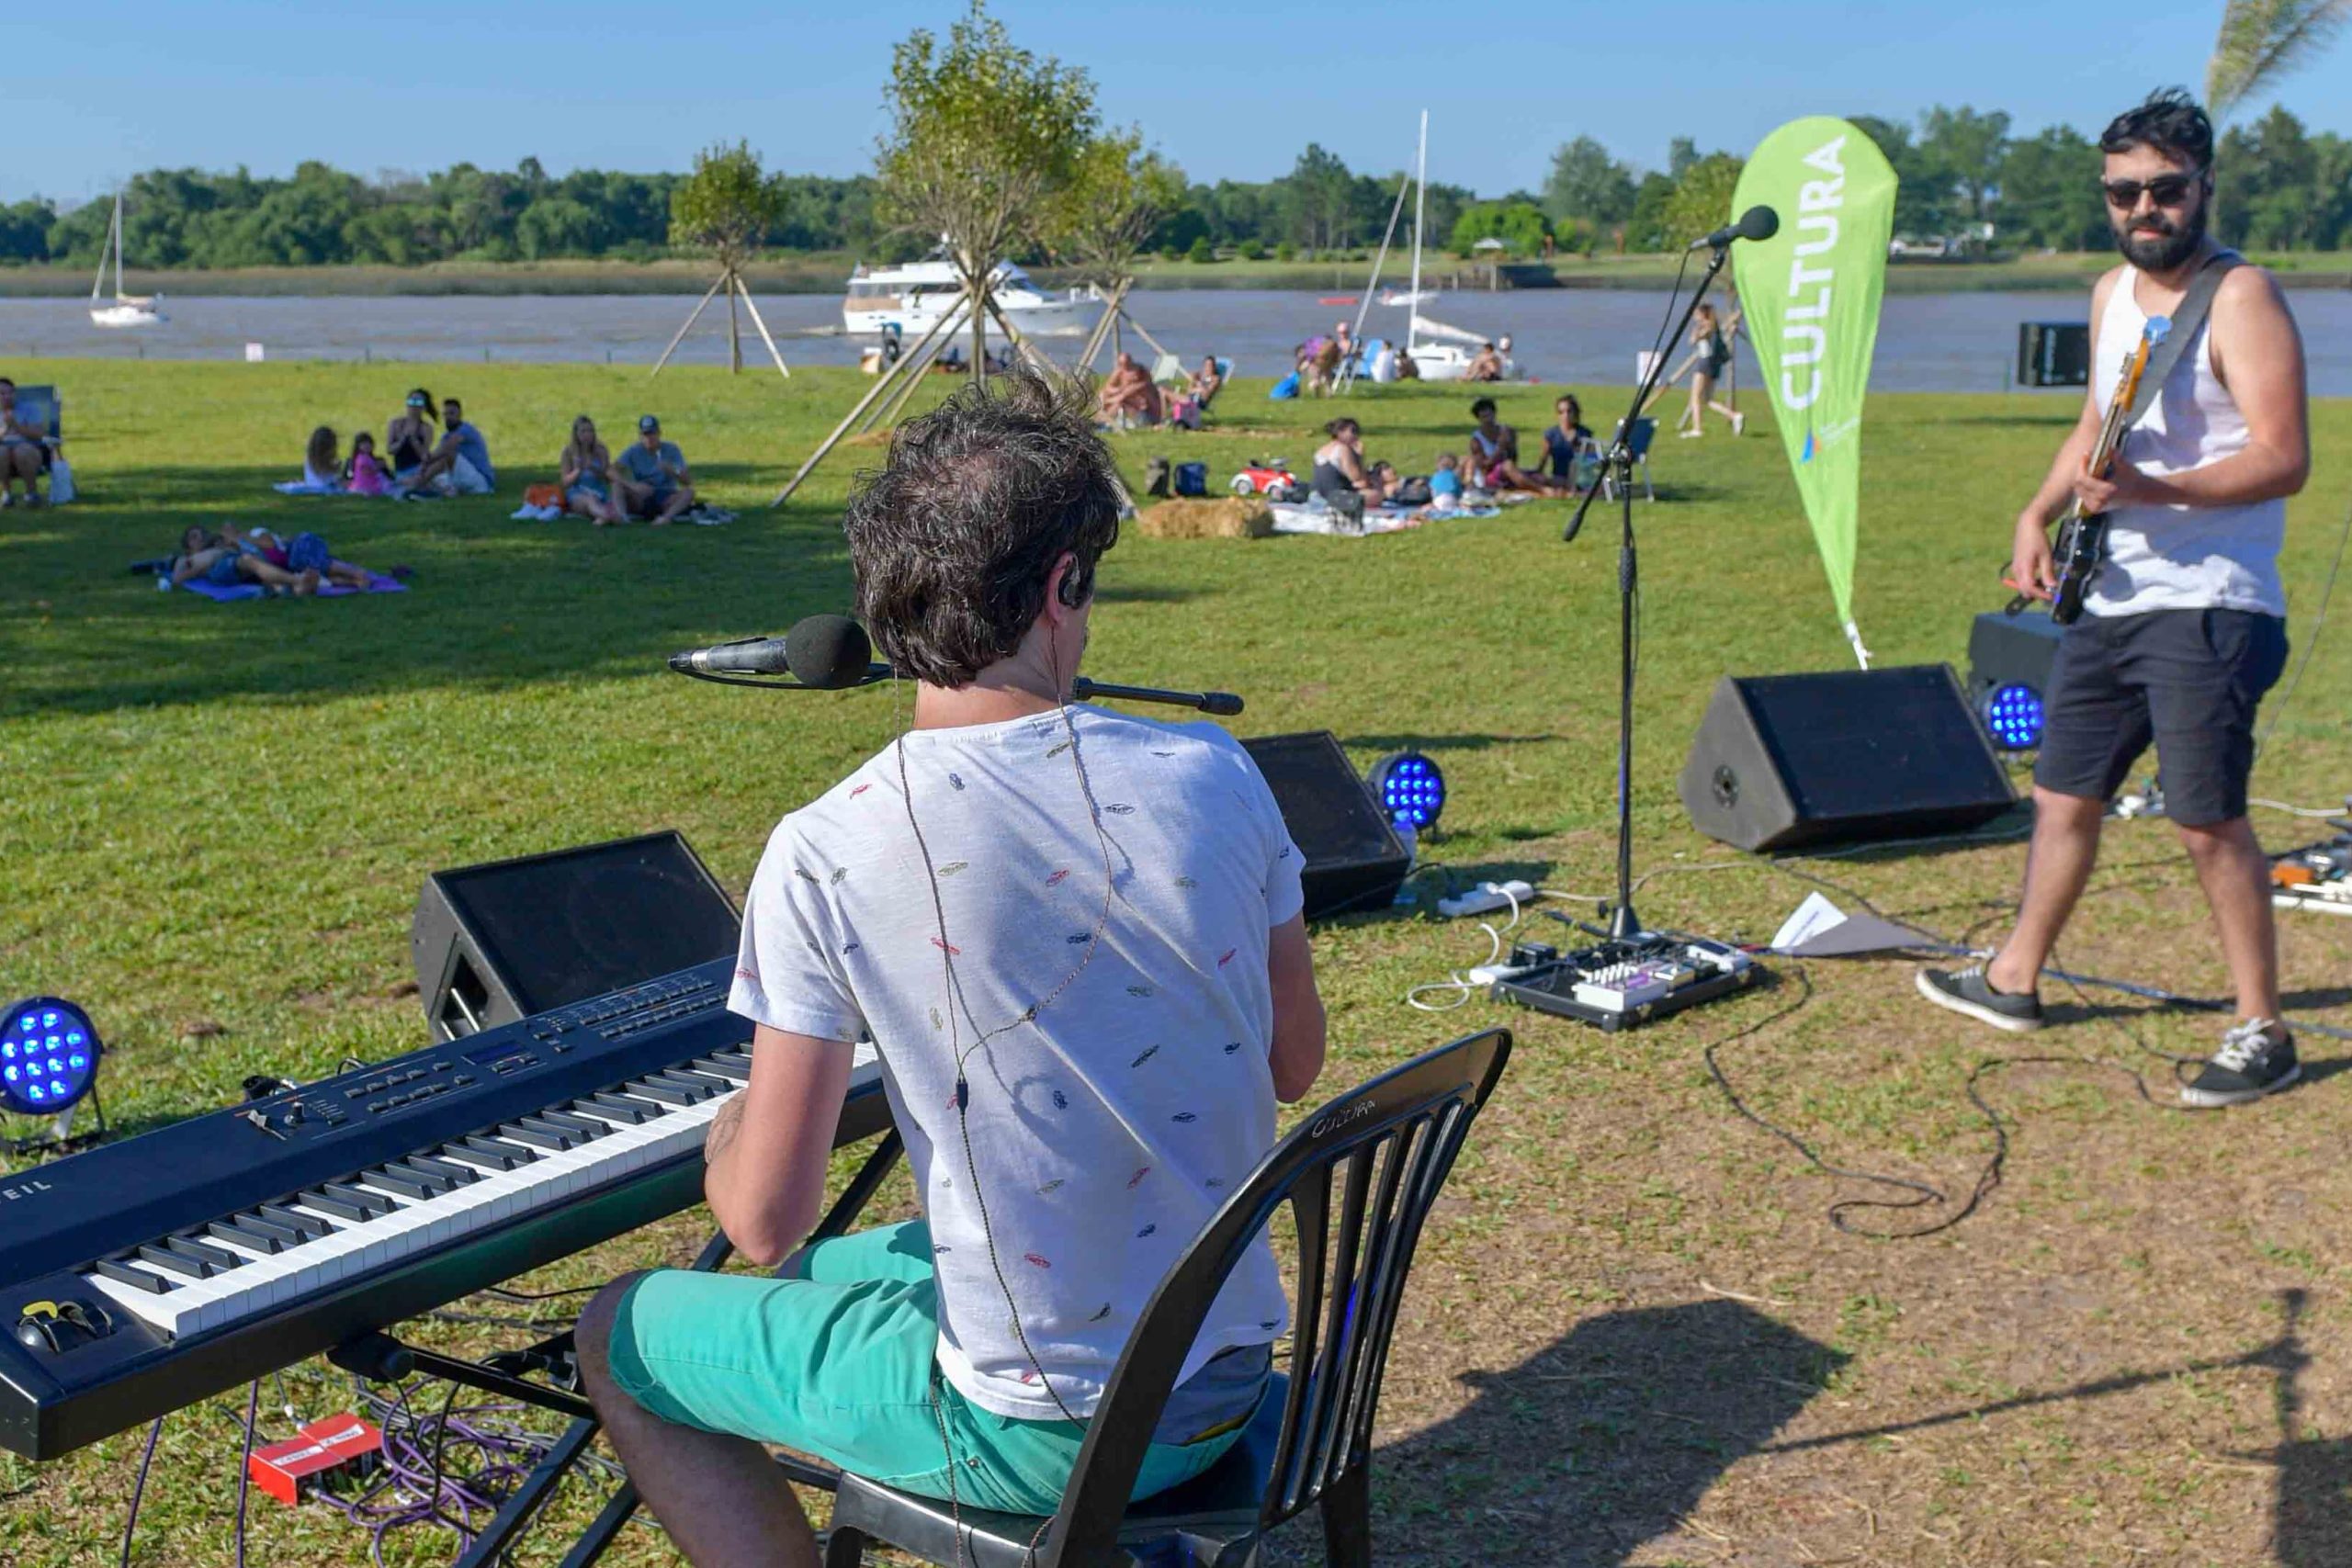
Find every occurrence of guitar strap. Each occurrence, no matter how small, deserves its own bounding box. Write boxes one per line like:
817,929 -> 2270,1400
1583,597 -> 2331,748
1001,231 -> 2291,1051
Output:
2122,249 -> 2240,429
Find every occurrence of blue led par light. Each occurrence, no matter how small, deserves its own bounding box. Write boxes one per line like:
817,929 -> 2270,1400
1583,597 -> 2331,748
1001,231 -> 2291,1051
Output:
2,997 -> 101,1119
1982,683 -> 2045,751
1367,751 -> 1446,831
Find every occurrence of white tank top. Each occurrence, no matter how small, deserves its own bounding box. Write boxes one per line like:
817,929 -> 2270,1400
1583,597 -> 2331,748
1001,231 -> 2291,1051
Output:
2087,254 -> 2285,617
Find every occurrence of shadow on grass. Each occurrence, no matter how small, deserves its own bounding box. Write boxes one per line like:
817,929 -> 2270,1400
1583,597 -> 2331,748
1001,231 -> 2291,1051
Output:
1345,733 -> 1568,754
1369,1299 -> 1844,1565
5,468 -> 865,716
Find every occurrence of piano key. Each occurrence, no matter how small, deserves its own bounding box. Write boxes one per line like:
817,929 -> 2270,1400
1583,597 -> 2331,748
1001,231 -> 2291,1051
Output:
532,1110 -> 608,1141
137,1243 -> 220,1281
401,1155 -> 478,1187
323,1180 -> 403,1218
652,1070 -> 724,1100
501,1121 -> 576,1152
300,1189 -> 378,1224
581,1092 -> 658,1124
455,1135 -> 535,1170
692,1055 -> 750,1084
91,1256 -> 174,1293
366,1166 -> 442,1201
257,1202 -> 336,1240
627,1077 -> 698,1108
208,1217 -> 288,1255
166,1235 -> 245,1272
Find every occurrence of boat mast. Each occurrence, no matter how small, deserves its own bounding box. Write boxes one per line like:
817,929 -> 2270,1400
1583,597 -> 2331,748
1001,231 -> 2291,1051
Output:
1408,110 -> 1427,351
112,192 -> 125,302
92,196 -> 115,303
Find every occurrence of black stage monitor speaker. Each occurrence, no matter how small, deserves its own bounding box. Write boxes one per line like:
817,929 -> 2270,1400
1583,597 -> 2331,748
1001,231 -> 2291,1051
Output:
2017,321 -> 2091,388
412,830 -> 741,1041
1679,665 -> 2017,852
1241,732 -> 1411,919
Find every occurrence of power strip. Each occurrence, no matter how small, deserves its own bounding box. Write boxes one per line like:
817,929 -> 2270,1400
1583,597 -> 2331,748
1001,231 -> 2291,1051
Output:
1438,880 -> 1536,919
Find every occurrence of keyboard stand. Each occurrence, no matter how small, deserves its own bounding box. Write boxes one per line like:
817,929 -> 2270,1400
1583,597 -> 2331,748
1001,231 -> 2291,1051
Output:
405,1129 -> 908,1568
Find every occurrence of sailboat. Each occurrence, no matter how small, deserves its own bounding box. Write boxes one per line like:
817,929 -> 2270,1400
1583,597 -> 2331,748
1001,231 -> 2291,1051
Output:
89,192 -> 164,329
1398,113 -> 1476,383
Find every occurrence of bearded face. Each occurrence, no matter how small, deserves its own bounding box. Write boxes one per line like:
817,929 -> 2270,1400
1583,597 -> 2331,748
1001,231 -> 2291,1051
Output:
2103,147 -> 2210,272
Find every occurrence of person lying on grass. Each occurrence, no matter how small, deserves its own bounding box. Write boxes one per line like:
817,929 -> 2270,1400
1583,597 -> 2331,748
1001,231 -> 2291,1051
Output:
170,525 -> 319,596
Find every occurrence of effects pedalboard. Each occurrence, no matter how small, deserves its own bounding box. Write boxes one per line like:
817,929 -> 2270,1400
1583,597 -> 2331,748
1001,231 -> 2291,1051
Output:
2272,831 -> 2352,918
1489,931 -> 1760,1032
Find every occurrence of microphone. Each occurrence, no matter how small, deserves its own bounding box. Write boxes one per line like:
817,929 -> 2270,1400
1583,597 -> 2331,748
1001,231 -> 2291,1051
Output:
1687,205 -> 1780,250
668,615 -> 873,686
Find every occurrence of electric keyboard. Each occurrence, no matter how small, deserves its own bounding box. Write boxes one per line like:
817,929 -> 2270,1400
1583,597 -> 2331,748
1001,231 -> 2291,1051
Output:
0,958 -> 886,1461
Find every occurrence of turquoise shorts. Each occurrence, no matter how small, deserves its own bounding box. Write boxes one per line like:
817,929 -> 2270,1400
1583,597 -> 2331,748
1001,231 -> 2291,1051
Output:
605,1220 -> 1251,1516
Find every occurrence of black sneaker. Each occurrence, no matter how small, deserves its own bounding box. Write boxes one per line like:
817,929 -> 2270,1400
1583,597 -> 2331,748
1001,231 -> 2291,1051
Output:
1914,964 -> 2045,1032
2181,1020 -> 2300,1109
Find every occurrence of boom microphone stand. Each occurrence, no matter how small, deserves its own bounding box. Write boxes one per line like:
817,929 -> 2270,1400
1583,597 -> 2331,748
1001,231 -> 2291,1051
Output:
1564,209 -> 1773,939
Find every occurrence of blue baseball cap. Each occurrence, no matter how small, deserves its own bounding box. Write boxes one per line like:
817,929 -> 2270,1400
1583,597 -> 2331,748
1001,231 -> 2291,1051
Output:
639,414 -> 661,434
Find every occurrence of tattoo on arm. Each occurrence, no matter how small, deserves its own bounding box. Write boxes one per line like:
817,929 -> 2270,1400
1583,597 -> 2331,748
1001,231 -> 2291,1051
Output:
705,1096 -> 747,1163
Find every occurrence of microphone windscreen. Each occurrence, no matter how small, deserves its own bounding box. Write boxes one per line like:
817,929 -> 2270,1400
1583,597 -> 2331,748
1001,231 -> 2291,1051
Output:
1738,205 -> 1781,242
786,615 -> 874,690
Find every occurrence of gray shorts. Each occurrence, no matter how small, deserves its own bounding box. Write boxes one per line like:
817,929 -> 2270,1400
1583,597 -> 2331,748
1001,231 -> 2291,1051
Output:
2032,608 -> 2289,826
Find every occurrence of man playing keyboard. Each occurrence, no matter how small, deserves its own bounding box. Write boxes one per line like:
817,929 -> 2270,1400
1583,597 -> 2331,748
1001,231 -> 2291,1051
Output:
576,370 -> 1329,1568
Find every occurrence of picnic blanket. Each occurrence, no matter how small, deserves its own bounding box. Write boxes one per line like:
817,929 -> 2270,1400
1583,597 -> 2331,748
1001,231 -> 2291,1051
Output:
1265,501 -> 1506,536
164,572 -> 408,603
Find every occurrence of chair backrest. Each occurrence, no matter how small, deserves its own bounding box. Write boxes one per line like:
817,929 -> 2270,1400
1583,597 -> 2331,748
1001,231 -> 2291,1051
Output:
1042,1028 -> 1512,1563
1616,416 -> 1656,459
14,384 -> 61,442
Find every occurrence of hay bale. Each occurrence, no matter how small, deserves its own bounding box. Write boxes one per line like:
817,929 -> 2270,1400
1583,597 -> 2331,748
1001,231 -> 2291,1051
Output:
1135,496 -> 1274,540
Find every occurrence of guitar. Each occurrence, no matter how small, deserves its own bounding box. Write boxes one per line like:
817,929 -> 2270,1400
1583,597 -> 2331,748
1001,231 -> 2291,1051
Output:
2007,314 -> 2169,626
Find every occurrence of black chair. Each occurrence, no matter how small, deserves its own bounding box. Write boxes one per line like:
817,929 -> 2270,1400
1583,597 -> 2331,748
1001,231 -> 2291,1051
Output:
823,1026 -> 1512,1568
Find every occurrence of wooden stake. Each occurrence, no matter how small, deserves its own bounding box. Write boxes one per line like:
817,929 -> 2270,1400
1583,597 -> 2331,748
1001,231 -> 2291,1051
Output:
651,274 -> 728,378
772,298 -> 967,507
737,278 -> 792,378
726,270 -> 743,374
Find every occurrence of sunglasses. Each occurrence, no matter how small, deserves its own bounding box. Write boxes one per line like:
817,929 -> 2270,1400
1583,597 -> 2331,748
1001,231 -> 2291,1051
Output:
2101,172 -> 2202,209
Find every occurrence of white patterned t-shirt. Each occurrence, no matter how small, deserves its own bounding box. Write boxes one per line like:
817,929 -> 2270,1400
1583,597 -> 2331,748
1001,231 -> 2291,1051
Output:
729,703 -> 1304,1421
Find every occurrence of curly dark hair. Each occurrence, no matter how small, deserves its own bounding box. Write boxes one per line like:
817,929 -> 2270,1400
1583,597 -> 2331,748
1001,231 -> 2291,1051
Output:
2100,87 -> 2213,171
843,369 -> 1124,687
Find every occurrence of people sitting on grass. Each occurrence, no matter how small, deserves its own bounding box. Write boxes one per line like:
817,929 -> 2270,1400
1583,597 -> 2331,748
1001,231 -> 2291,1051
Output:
386,389 -> 438,482
1306,334 -> 1342,396
1097,352 -> 1162,430
170,525 -> 321,596
304,426 -> 344,492
345,431 -> 390,496
0,377 -> 50,507
1542,395 -> 1598,492
618,414 -> 695,525
1464,342 -> 1505,382
560,414 -> 624,525
1467,397 -> 1564,496
1187,355 -> 1224,411
1311,417 -> 1400,524
409,395 -> 496,494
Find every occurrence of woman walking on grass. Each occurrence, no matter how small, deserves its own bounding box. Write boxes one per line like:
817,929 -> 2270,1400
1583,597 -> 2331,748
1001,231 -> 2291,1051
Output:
1681,303 -> 1745,438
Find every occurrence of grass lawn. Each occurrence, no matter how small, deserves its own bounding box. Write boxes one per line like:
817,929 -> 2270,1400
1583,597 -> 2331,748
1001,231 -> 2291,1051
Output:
2,359 -> 2348,1566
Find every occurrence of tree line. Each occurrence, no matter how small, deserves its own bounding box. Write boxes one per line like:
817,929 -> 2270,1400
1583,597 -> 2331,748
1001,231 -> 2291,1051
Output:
3,102 -> 2345,271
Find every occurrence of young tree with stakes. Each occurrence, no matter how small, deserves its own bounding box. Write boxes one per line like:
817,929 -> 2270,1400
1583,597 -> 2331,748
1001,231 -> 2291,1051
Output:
874,1 -> 1098,383
1052,128 -> 1185,368
658,141 -> 789,378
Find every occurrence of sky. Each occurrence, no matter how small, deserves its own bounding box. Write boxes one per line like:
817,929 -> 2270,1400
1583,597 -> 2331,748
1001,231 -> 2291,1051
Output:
18,0 -> 2351,207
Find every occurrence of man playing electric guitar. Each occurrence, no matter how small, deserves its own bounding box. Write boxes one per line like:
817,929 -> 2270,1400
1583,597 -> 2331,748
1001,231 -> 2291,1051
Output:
1918,89 -> 2311,1106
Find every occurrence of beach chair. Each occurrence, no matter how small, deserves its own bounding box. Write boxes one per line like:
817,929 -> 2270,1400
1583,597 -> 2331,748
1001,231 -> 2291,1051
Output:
821,1027 -> 1514,1568
1603,416 -> 1657,503
15,384 -> 62,457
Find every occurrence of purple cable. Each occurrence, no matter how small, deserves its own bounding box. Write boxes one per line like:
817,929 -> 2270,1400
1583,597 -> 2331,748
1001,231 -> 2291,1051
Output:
117,1416 -> 165,1568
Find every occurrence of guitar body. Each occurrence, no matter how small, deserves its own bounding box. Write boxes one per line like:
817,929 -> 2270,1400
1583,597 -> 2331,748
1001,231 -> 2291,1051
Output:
2047,511 -> 2109,626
